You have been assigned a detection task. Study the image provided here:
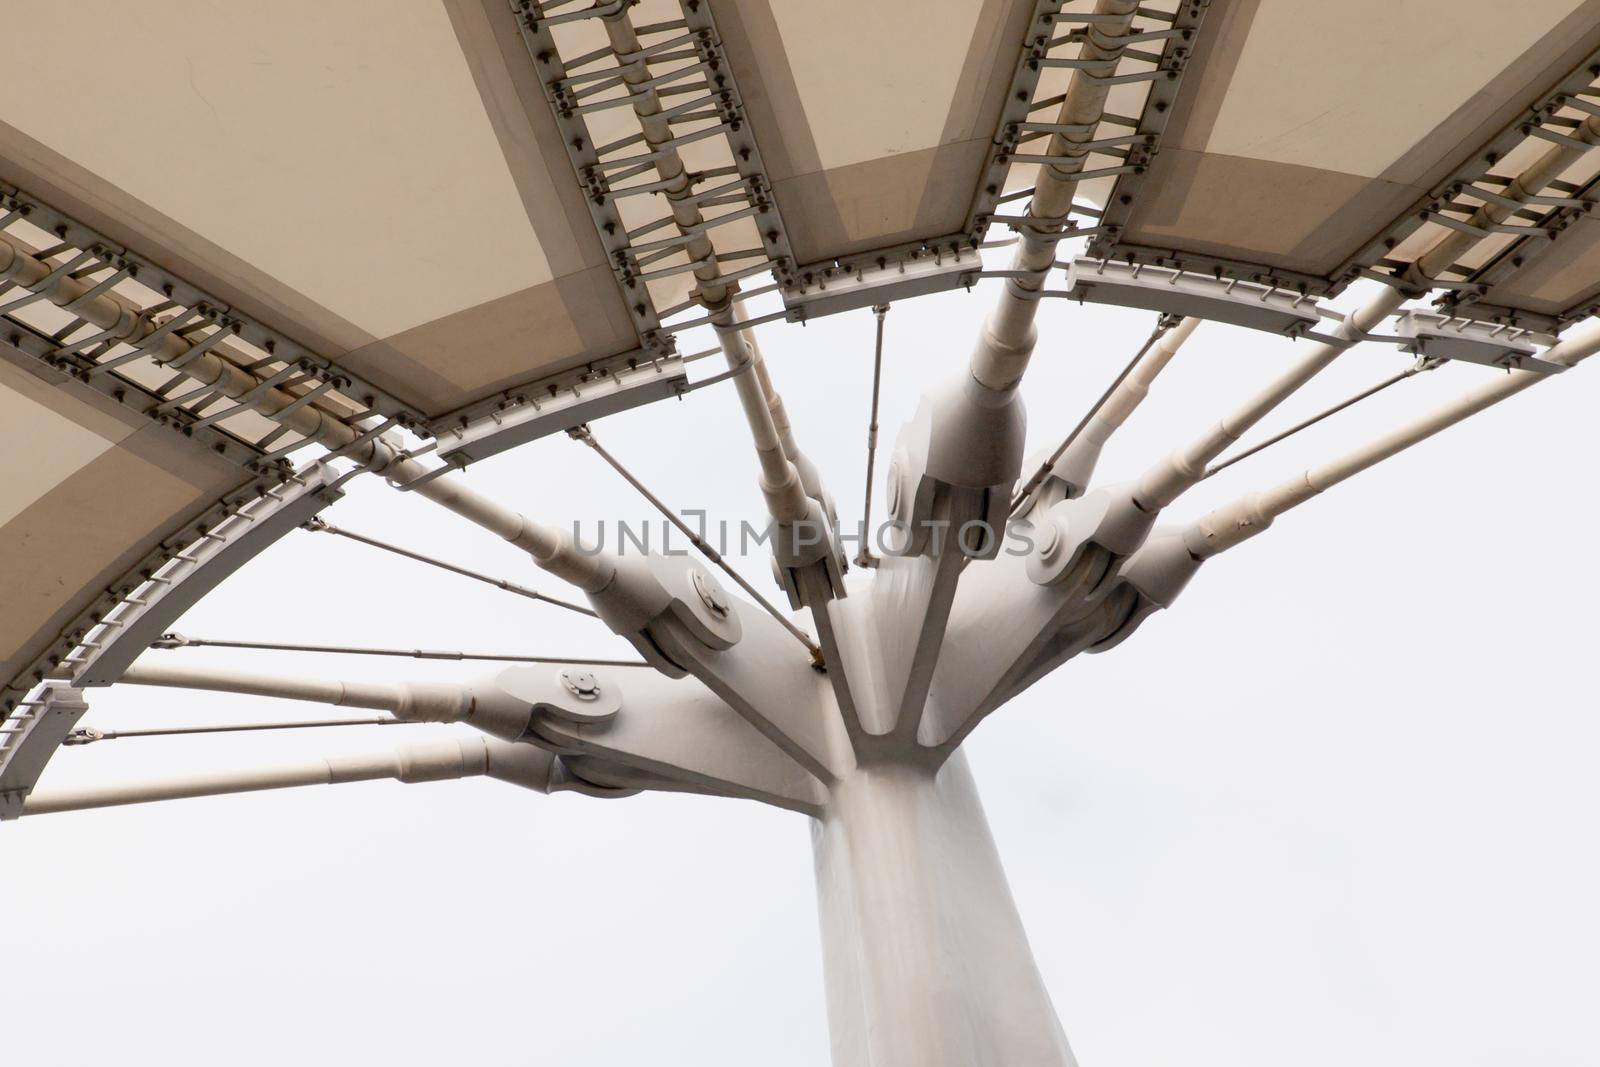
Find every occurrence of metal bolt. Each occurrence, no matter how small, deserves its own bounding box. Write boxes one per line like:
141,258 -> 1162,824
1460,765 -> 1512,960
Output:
1036,520 -> 1061,561
692,569 -> 730,619
560,669 -> 601,701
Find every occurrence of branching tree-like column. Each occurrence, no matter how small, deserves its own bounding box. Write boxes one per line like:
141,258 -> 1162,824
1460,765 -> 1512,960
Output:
13,3 -> 1600,1065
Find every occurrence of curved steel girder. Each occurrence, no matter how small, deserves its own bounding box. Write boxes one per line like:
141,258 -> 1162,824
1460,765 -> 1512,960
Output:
0,685 -> 89,820
0,464 -> 348,819
69,460 -> 349,689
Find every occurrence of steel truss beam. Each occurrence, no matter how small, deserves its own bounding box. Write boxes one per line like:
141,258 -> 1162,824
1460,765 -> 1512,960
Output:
1083,35 -> 1600,322
515,0 -> 842,614
768,1 -> 1210,319
0,184 -> 429,444
1340,44 -> 1600,324
1,181 -> 693,484
513,0 -> 796,336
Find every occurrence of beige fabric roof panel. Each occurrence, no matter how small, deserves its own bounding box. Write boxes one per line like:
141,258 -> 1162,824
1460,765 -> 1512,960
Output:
1474,217 -> 1600,319
0,358 -> 253,704
0,0 -> 641,419
1117,0 -> 1600,284
713,0 -> 1036,265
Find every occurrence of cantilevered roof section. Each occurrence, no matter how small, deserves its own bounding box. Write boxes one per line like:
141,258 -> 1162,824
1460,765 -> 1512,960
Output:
0,0 -> 642,418
8,0 -> 1600,718
0,356 -> 257,711
1093,0 -> 1600,294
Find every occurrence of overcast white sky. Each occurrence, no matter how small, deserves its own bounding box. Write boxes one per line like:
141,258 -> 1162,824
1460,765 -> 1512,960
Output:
5,263 -> 1598,1066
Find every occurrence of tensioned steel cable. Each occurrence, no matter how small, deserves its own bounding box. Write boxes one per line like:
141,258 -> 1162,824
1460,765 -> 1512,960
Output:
1201,358 -> 1441,480
856,304 -> 889,568
1009,315 -> 1177,516
63,717 -> 414,745
149,633 -> 651,667
302,517 -> 597,618
568,424 -> 824,663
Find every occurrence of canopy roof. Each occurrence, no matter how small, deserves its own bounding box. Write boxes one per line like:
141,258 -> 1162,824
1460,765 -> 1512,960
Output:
6,0 -> 1600,720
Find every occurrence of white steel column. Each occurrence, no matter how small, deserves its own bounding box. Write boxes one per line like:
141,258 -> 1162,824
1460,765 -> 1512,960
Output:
812,751 -> 1075,1067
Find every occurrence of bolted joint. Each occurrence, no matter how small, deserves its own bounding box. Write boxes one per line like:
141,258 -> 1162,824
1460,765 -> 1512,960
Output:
1035,429 -> 1108,508
586,553 -> 742,675
770,497 -> 847,609
884,377 -> 1026,560
470,665 -> 622,746
1085,528 -> 1203,654
1025,483 -> 1155,594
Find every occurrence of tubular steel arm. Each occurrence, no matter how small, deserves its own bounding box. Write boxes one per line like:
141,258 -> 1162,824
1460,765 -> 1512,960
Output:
1188,319 -> 1600,558
971,0 -> 1143,395
1092,319 -> 1600,649
110,655 -> 835,814
1018,107 -> 1600,608
19,736 -> 556,817
597,11 -> 826,541
0,227 -> 605,593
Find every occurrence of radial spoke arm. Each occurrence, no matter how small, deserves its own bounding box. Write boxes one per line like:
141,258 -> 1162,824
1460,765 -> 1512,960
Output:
1087,319 -> 1600,653
1014,314 -> 1198,513
118,661 -> 473,719
19,737 -> 555,817
1132,105 -> 1600,518
149,632 -> 649,667
1019,112 -> 1600,613
971,0 -> 1143,395
0,219 -> 609,597
856,2 -> 1151,726
1185,319 -> 1600,558
100,657 -> 832,814
1131,285 -> 1410,513
569,425 -> 821,661
597,12 -> 814,526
